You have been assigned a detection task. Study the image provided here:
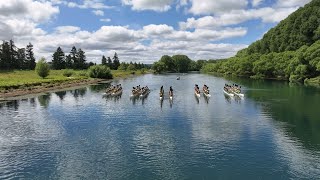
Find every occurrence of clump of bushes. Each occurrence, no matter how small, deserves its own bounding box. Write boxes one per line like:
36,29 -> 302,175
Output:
77,70 -> 88,77
63,69 -> 73,77
88,65 -> 113,79
35,58 -> 50,78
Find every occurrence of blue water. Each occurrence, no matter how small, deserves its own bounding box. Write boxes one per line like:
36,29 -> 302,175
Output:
0,73 -> 319,179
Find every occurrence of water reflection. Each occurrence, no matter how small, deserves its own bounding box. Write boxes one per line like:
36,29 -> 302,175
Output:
6,100 -> 19,110
71,87 -> 87,99
55,91 -> 67,100
90,83 -> 110,93
224,94 -> 232,104
194,95 -> 200,104
38,93 -> 51,108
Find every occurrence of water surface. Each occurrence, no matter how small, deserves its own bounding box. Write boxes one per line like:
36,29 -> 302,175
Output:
0,74 -> 319,179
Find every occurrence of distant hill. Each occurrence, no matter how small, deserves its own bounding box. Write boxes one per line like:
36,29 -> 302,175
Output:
243,0 -> 320,55
202,0 -> 320,85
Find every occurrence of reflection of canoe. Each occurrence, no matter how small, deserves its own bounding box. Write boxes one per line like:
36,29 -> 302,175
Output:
203,91 -> 211,97
223,89 -> 234,97
112,90 -> 122,96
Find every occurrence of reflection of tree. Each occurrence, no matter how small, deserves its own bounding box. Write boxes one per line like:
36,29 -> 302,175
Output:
55,91 -> 67,100
224,75 -> 320,151
29,98 -> 36,107
0,102 -> 4,109
71,88 -> 87,98
90,83 -> 111,93
38,94 -> 51,108
6,100 -> 19,110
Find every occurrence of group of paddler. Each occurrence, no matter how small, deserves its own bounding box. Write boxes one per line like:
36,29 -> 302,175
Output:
223,84 -> 244,97
105,83 -> 244,99
105,84 -> 123,96
131,85 -> 150,97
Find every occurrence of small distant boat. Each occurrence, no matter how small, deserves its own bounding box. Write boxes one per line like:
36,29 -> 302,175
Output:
223,89 -> 234,97
176,77 -> 180,80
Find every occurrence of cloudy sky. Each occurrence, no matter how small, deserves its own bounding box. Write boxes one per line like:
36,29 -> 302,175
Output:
0,0 -> 312,64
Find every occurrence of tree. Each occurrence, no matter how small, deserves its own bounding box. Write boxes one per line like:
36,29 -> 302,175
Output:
65,54 -> 73,69
35,57 -> 50,78
70,46 -> 78,69
159,55 -> 174,72
0,41 -> 11,69
118,62 -> 128,70
112,52 -> 120,70
101,55 -> 107,65
77,48 -> 86,69
107,56 -> 112,68
172,55 -> 191,73
52,47 -> 65,69
26,43 -> 36,70
152,61 -> 166,73
9,40 -> 18,69
127,63 -> 136,71
17,48 -> 26,69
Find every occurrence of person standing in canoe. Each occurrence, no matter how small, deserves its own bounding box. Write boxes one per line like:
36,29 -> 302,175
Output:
169,86 -> 173,97
160,86 -> 164,97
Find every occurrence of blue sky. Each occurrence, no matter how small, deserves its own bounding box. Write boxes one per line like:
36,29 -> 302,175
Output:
0,0 -> 312,63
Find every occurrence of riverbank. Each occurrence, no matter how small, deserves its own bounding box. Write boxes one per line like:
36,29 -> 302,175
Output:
0,69 -> 147,101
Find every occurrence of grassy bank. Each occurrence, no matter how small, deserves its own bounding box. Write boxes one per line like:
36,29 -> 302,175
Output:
0,70 -> 88,90
0,69 -> 148,91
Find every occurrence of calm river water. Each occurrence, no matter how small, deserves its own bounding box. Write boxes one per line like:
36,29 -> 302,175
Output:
0,73 -> 319,179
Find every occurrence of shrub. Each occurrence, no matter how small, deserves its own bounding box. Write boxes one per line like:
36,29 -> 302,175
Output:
35,58 -> 50,78
289,74 -> 303,83
63,69 -> 73,77
78,70 -> 88,77
88,65 -> 112,79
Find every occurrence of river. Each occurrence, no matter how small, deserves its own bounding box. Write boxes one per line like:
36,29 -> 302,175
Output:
0,73 -> 319,179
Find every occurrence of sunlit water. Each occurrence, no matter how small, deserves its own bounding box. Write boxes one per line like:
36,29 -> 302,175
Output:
0,73 -> 319,179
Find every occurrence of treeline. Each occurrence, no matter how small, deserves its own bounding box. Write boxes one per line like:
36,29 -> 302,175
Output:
0,40 -> 36,70
152,55 -> 206,73
117,61 -> 148,71
51,46 -> 93,70
202,40 -> 320,83
245,0 -> 320,54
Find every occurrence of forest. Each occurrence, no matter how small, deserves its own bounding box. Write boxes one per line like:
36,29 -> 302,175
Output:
202,0 -> 320,84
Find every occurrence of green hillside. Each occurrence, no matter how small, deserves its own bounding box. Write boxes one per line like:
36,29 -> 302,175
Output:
202,0 -> 320,85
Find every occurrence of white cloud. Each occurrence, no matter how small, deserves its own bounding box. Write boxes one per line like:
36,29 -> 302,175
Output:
0,0 -> 59,23
179,6 -> 300,30
100,18 -> 111,22
55,26 -> 81,34
252,0 -> 263,7
122,0 -> 173,12
67,0 -> 113,9
189,0 -> 248,15
92,10 -> 104,16
276,0 -> 311,8
143,24 -> 174,35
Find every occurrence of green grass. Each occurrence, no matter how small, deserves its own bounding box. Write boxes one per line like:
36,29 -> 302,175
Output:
0,69 -> 150,90
0,70 -> 88,90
